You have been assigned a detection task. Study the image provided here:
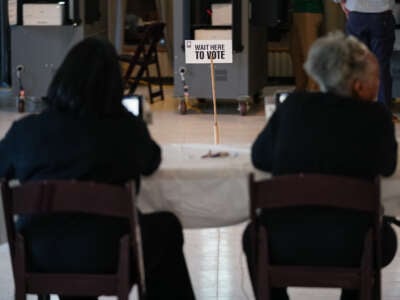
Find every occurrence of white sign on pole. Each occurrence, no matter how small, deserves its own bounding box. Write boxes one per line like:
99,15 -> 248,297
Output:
185,40 -> 233,64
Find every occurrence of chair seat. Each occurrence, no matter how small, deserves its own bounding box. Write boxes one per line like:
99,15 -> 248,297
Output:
26,273 -> 119,296
268,265 -> 371,289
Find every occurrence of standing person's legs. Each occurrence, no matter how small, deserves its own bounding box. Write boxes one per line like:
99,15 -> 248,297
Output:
347,12 -> 395,107
301,13 -> 323,91
290,13 -> 308,92
346,12 -> 370,48
290,13 -> 322,92
369,12 -> 395,108
139,212 -> 195,300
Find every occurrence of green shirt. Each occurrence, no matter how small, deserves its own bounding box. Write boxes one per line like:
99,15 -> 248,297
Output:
291,0 -> 324,13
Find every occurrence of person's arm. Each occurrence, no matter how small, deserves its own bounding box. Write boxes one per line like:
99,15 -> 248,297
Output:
133,118 -> 161,176
332,0 -> 349,17
0,123 -> 16,179
340,1 -> 350,17
251,112 -> 278,172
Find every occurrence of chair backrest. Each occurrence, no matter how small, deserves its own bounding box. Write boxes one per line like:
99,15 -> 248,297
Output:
248,173 -> 381,300
7,180 -> 134,216
250,173 -> 380,219
1,179 -> 145,299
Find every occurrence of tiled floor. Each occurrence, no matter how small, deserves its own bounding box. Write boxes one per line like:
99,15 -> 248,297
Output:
1,84 -> 400,299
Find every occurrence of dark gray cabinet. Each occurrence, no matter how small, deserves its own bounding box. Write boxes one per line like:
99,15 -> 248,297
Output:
173,0 -> 267,102
10,0 -> 107,99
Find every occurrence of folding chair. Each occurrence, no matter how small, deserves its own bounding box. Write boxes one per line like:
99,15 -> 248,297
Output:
119,22 -> 165,104
1,180 -> 146,300
248,173 -> 381,300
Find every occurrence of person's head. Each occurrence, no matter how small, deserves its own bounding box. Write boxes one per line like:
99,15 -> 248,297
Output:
46,37 -> 125,116
304,31 -> 380,102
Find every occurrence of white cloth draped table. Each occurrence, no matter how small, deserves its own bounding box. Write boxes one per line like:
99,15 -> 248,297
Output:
138,143 -> 400,228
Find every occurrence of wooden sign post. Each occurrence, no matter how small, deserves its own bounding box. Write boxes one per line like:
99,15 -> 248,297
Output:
209,57 -> 219,144
185,39 -> 233,144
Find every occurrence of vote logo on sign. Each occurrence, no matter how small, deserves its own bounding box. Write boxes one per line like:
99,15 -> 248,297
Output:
185,40 -> 233,64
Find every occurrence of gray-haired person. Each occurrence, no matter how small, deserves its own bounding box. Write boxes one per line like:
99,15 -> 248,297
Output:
243,32 -> 397,300
304,32 -> 380,102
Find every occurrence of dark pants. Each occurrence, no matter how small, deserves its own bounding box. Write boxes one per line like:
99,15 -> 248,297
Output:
242,209 -> 398,300
138,212 -> 195,300
346,11 -> 395,108
18,212 -> 195,300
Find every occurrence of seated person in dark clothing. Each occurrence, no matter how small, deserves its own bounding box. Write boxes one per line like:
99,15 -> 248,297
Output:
243,32 -> 398,300
0,38 -> 195,300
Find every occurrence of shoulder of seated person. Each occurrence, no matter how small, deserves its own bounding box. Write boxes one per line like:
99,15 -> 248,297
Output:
286,91 -> 326,102
321,92 -> 380,106
328,94 -> 391,119
290,92 -> 387,114
12,111 -> 42,127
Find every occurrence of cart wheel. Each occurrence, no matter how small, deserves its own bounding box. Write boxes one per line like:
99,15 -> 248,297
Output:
239,102 -> 247,116
179,100 -> 187,114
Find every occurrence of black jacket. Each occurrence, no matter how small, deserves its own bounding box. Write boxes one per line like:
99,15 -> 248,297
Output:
252,92 -> 397,179
0,109 -> 161,273
0,109 -> 160,184
250,92 -> 398,266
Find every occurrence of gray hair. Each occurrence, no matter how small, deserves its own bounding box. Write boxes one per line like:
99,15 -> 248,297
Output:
304,31 -> 371,97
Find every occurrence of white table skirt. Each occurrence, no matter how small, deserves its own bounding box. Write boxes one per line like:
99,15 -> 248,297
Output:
138,144 -> 400,228
138,144 -> 259,228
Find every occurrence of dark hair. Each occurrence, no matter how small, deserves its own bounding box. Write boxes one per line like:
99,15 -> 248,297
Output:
45,37 -> 125,117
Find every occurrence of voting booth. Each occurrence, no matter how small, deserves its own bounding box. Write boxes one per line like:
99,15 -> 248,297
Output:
173,0 -> 268,115
9,0 -> 106,99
